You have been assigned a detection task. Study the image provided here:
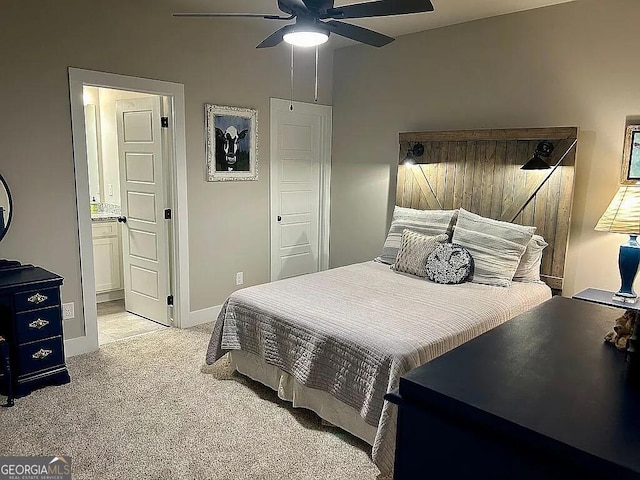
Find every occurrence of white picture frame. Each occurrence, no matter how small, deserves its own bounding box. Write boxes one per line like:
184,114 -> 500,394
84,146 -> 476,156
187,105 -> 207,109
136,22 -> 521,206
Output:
205,104 -> 258,182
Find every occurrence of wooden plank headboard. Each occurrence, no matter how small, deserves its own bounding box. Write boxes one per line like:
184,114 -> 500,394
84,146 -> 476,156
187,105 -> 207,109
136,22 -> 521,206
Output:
397,127 -> 578,292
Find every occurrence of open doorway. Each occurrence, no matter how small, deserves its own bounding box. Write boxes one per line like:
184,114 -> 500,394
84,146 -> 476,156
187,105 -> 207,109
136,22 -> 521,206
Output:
68,68 -> 190,356
83,86 -> 170,345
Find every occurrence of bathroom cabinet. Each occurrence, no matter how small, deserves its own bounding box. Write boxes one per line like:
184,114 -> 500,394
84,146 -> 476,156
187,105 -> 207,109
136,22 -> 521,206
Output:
92,221 -> 123,294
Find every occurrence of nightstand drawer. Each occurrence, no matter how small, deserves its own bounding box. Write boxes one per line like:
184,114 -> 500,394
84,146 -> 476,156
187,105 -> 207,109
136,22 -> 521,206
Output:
14,287 -> 60,312
15,307 -> 63,345
17,337 -> 64,376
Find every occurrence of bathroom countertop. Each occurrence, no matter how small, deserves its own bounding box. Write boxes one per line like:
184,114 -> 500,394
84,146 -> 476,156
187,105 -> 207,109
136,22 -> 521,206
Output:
91,202 -> 121,222
91,214 -> 119,222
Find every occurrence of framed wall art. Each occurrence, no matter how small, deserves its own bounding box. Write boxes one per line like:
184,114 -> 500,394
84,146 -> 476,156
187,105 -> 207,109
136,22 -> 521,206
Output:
621,125 -> 640,185
205,104 -> 258,182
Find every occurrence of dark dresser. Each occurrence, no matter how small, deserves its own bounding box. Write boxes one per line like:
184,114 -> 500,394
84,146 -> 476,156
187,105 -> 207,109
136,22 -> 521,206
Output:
386,297 -> 640,480
0,262 -> 70,399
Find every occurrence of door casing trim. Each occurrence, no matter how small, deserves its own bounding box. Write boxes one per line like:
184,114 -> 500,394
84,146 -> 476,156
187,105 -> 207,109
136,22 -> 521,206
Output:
68,67 -> 190,356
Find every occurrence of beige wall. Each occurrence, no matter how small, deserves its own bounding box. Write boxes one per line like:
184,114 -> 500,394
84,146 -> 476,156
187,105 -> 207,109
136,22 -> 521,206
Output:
331,0 -> 640,297
0,0 -> 333,339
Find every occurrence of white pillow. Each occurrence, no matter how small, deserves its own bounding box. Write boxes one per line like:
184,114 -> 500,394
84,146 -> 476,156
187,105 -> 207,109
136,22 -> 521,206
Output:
513,235 -> 548,283
451,209 -> 535,287
376,206 -> 457,265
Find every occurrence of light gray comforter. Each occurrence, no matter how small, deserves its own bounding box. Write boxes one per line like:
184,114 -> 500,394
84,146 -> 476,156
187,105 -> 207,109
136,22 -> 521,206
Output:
206,261 -> 551,475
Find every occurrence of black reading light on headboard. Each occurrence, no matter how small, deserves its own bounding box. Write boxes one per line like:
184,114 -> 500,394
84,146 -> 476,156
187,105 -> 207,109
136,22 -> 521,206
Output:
521,141 -> 555,170
401,143 -> 425,166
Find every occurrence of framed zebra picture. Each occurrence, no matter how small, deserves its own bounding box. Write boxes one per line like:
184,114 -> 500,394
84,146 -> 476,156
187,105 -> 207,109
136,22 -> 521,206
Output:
205,104 -> 258,182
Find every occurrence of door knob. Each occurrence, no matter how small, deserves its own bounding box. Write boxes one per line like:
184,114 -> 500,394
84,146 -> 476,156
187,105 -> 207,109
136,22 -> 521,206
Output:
117,216 -> 127,223
277,216 -> 282,222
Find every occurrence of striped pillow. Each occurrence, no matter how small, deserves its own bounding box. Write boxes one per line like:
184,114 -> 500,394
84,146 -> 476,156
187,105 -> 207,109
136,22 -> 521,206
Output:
452,209 -> 535,287
391,230 -> 449,277
513,235 -> 548,283
377,207 -> 458,265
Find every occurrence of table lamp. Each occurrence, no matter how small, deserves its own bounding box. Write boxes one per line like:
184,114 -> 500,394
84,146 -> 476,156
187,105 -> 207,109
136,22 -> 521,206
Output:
595,185 -> 640,303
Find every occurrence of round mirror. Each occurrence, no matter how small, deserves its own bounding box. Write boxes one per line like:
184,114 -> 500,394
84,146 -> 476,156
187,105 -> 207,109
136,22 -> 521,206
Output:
0,174 -> 12,242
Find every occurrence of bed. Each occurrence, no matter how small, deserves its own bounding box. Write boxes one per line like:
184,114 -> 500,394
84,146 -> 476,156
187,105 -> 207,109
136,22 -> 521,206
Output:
206,127 -> 578,476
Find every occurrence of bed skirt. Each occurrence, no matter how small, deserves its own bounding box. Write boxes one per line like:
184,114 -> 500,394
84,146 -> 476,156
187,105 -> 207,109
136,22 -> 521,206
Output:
229,350 -> 378,446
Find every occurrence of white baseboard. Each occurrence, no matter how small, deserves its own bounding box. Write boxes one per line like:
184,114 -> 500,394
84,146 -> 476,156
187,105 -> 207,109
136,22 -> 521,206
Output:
64,335 -> 98,358
97,290 -> 124,303
184,305 -> 222,329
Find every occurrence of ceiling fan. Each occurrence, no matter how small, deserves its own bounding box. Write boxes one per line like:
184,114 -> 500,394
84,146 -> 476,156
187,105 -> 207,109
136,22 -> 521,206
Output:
174,0 -> 435,49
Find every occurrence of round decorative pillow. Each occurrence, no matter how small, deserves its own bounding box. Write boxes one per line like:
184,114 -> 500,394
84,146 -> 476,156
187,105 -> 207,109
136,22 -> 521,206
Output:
425,243 -> 474,285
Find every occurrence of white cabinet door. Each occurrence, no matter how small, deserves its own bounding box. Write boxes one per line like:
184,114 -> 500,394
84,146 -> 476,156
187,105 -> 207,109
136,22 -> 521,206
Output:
93,235 -> 122,293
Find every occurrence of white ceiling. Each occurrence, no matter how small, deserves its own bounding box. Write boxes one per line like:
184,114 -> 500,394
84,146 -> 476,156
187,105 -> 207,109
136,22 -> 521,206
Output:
171,0 -> 578,48
348,0 -> 576,37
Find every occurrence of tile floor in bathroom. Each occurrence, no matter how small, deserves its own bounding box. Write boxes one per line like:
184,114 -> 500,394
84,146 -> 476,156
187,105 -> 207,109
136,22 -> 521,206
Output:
97,300 -> 166,345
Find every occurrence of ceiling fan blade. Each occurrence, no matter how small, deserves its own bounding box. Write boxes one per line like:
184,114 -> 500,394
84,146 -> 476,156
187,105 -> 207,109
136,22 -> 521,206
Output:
278,0 -> 310,15
173,13 -> 293,20
257,25 -> 293,49
322,0 -> 433,19
324,20 -> 394,47
301,0 -> 335,12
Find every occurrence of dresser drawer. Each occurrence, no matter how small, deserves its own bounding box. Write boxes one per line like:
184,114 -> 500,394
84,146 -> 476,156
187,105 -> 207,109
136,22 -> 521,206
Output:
15,307 -> 63,345
14,287 -> 60,312
17,337 -> 64,377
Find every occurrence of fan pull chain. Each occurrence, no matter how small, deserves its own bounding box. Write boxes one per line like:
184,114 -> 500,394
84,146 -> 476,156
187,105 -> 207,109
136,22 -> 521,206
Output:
314,45 -> 319,103
290,44 -> 295,111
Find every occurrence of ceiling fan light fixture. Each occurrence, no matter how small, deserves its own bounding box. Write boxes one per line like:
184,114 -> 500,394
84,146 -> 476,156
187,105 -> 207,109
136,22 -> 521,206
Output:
283,29 -> 329,47
175,0 -> 436,49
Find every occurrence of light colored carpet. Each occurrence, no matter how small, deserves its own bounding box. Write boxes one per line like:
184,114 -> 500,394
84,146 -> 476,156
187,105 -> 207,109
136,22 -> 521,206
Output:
0,324 -> 381,480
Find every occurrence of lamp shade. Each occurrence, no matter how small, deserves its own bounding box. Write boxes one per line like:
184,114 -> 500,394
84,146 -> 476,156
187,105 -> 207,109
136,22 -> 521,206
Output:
595,185 -> 640,234
521,140 -> 555,170
400,143 -> 424,165
521,155 -> 551,170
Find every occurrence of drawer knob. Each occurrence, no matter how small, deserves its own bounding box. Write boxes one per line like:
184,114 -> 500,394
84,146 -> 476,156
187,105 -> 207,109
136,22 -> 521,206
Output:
28,318 -> 50,330
32,348 -> 53,360
27,293 -> 48,304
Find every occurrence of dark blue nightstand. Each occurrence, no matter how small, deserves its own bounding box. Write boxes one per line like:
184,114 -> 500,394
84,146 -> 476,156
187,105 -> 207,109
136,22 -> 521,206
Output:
0,336 -> 13,406
573,288 -> 639,385
0,262 -> 70,400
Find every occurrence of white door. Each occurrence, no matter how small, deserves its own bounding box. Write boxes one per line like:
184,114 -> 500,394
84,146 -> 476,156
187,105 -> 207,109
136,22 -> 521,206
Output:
270,99 -> 332,281
116,97 -> 170,325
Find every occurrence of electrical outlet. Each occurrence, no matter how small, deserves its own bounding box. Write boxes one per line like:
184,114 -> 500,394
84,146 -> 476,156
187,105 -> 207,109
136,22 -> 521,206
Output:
62,302 -> 74,320
108,184 -> 113,196
235,272 -> 244,286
